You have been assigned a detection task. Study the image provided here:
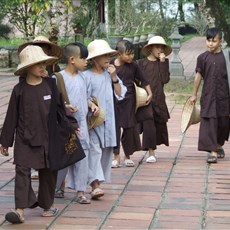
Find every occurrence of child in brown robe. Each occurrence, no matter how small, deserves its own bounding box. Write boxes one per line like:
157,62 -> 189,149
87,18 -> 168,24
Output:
111,40 -> 152,167
137,36 -> 172,163
190,27 -> 230,163
0,45 -> 60,224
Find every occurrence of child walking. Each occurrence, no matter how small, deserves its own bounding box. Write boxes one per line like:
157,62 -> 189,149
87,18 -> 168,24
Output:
18,35 -> 62,180
0,45 -> 60,224
190,27 -> 230,163
111,40 -> 152,168
137,36 -> 172,163
54,42 -> 98,204
84,39 -> 127,199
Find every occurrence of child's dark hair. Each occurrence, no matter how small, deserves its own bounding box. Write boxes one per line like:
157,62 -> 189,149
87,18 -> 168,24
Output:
206,27 -> 222,40
115,40 -> 134,54
63,42 -> 88,63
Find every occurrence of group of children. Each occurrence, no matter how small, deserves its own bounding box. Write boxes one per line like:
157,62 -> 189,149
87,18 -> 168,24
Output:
1,26 -> 229,225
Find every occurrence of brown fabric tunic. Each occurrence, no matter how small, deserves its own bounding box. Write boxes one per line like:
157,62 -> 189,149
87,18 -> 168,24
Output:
196,50 -> 230,151
196,50 -> 230,118
0,79 -> 52,169
137,58 -> 170,149
111,60 -> 149,128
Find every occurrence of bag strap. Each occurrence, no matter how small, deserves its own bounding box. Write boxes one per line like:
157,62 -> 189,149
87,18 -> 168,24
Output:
54,72 -> 70,105
223,48 -> 230,93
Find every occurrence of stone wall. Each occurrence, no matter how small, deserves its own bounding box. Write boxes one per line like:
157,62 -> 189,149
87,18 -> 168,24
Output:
0,46 -> 19,68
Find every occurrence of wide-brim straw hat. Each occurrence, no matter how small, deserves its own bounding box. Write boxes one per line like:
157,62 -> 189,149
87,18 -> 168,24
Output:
18,35 -> 62,58
142,35 -> 172,56
134,83 -> 148,111
15,45 -> 58,76
88,96 -> 105,129
87,39 -> 118,60
181,97 -> 200,133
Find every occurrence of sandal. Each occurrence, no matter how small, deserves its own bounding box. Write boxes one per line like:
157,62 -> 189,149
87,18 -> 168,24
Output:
42,207 -> 59,217
146,155 -> 157,163
75,195 -> 91,204
54,189 -> 64,198
124,159 -> 135,167
207,153 -> 217,164
111,159 -> 120,168
91,188 -> 104,199
217,148 -> 225,158
5,210 -> 24,224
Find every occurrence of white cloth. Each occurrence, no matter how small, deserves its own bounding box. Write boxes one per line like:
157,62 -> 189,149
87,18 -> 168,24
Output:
84,69 -> 126,148
88,130 -> 113,184
53,70 -> 90,191
84,69 -> 126,184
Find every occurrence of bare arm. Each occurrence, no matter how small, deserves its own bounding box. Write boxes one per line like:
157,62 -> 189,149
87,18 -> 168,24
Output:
190,72 -> 202,103
144,84 -> 153,105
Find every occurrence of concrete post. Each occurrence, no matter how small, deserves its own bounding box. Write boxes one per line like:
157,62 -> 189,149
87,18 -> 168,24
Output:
169,27 -> 184,78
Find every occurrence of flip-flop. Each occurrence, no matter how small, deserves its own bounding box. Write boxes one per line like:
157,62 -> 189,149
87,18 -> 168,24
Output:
146,155 -> 157,163
42,207 -> 59,217
217,148 -> 225,158
207,153 -> 217,163
5,210 -> 24,224
75,195 -> 91,204
124,159 -> 135,167
91,188 -> 104,199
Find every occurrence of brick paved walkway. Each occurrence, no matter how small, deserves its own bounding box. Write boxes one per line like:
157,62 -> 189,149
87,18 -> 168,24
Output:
1,37 -> 230,230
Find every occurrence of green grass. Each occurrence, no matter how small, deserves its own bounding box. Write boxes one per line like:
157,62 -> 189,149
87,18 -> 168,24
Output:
165,78 -> 202,104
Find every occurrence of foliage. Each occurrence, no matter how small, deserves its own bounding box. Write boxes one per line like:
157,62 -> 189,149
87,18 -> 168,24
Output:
0,0 -> 73,39
0,13 -> 11,39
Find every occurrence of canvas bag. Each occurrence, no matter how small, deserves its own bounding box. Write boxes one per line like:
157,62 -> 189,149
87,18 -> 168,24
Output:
47,78 -> 85,171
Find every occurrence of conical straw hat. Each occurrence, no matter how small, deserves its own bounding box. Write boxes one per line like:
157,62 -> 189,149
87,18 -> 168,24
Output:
88,96 -> 105,129
18,35 -> 62,58
15,45 -> 58,76
134,83 -> 148,111
87,39 -> 118,60
141,35 -> 172,57
181,97 -> 200,133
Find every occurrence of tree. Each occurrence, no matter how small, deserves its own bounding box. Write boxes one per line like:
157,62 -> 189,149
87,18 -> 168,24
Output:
0,0 -> 72,39
187,0 -> 230,45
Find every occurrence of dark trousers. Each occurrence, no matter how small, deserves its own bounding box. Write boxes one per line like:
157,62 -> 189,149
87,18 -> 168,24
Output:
140,119 -> 169,151
114,125 -> 141,157
15,165 -> 57,209
198,116 -> 230,152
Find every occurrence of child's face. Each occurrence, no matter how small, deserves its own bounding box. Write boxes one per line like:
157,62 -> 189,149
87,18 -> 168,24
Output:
149,44 -> 165,59
206,35 -> 222,53
28,62 -> 47,77
119,51 -> 134,64
93,54 -> 111,69
72,55 -> 88,71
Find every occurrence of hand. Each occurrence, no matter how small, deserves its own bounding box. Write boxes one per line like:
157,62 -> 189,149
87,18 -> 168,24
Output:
0,146 -> 9,156
75,128 -> 81,135
66,104 -> 78,113
107,64 -> 116,79
91,104 -> 100,116
159,53 -> 166,62
41,70 -> 49,78
190,95 -> 197,104
146,93 -> 153,105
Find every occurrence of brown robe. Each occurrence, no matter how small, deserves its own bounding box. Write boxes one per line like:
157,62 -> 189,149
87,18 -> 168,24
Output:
137,58 -> 170,149
196,50 -> 230,151
111,60 -> 149,156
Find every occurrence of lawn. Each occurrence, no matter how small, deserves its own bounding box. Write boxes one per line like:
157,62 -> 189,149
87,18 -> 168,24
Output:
165,78 -> 202,104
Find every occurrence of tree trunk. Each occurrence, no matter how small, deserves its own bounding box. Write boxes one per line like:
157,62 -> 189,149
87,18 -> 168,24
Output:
205,0 -> 230,46
115,0 -> 120,34
178,2 -> 185,22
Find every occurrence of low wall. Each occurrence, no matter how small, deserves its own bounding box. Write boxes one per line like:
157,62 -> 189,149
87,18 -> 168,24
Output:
0,46 -> 19,68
